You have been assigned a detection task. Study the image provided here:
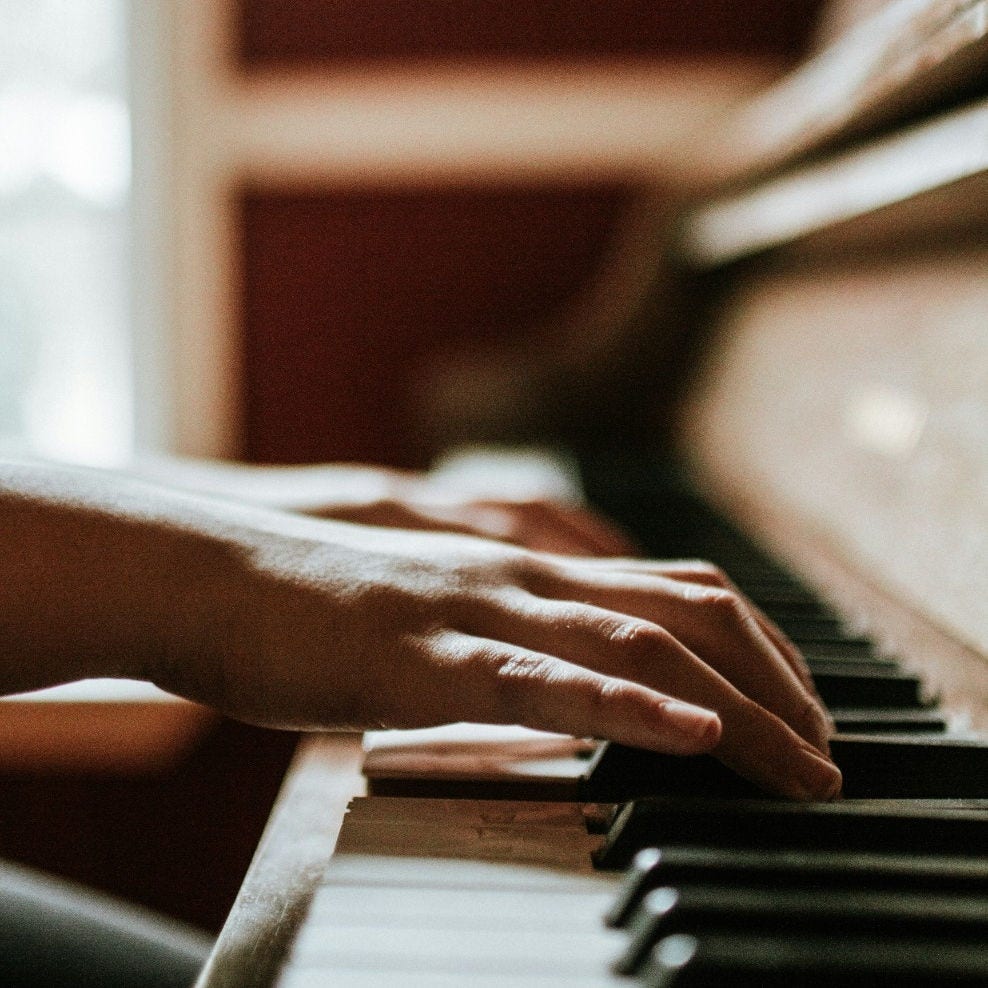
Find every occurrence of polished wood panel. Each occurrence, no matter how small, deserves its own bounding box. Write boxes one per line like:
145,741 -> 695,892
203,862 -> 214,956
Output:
682,248 -> 988,730
682,95 -> 988,265
698,0 -> 988,184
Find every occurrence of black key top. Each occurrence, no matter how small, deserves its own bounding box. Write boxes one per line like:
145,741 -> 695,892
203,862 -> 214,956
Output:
594,797 -> 988,870
641,932 -> 988,987
583,734 -> 988,801
605,846 -> 988,928
806,658 -> 901,676
799,639 -> 885,660
833,734 -> 988,797
617,885 -> 988,974
830,708 -> 949,733
773,614 -> 856,639
581,743 -> 763,802
813,670 -> 929,708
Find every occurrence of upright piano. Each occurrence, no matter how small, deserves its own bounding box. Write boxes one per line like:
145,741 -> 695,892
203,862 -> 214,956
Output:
197,2 -> 988,984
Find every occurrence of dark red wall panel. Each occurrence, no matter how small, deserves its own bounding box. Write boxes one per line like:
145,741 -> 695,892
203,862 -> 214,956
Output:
239,0 -> 827,66
240,186 -> 632,466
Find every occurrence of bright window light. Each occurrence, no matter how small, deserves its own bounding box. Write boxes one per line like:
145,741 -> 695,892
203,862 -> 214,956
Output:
0,0 -> 132,465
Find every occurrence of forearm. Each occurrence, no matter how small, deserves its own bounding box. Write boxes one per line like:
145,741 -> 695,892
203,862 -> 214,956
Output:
0,461 -> 259,695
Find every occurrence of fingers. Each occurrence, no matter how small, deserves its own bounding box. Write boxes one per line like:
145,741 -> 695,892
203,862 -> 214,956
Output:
448,499 -> 637,556
430,629 -> 839,801
507,501 -> 640,557
530,564 -> 831,755
430,631 -> 721,757
582,557 -> 822,704
608,559 -> 822,706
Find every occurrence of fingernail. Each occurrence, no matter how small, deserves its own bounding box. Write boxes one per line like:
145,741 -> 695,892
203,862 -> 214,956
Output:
793,748 -> 843,801
661,700 -> 722,746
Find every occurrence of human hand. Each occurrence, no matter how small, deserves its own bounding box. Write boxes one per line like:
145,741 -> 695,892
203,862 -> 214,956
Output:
160,516 -> 839,801
312,488 -> 638,558
136,459 -> 636,557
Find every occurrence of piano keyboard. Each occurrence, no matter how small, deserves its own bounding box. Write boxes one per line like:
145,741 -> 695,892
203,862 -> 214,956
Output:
274,464 -> 988,987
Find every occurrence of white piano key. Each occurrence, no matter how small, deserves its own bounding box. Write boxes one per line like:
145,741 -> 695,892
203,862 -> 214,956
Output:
306,883 -> 615,931
289,922 -> 624,975
279,968 -> 621,988
323,853 -> 617,894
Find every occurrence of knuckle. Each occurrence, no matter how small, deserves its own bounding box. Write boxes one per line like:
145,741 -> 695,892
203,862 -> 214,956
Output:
507,552 -> 564,595
794,693 -> 832,744
699,587 -> 757,631
607,620 -> 671,655
594,675 -> 637,711
487,649 -> 557,722
604,620 -> 678,682
687,560 -> 730,585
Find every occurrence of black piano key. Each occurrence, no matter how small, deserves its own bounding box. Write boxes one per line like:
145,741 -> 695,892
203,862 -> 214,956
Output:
745,584 -> 826,609
580,743 -> 763,802
806,657 -> 901,676
833,734 -> 988,797
605,847 -> 664,926
772,614 -> 857,639
813,669 -> 929,708
641,932 -> 988,987
830,708 -> 949,733
594,796 -> 988,870
617,884 -> 988,975
799,639 -> 885,660
604,846 -> 988,928
583,733 -> 988,801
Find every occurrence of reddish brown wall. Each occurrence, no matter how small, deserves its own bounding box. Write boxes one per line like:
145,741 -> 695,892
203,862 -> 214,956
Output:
238,0 -> 825,64
241,186 -> 632,466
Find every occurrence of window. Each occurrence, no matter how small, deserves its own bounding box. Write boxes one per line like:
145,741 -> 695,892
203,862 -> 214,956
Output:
0,0 -> 131,465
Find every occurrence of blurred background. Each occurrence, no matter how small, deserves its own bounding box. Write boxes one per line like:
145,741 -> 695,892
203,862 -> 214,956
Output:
0,0 -> 827,935
2,0 -> 827,470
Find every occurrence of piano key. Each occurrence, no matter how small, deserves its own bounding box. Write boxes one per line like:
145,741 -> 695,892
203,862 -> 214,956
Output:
799,639 -> 886,660
306,883 -> 615,932
580,743 -> 764,802
771,614 -> 857,639
812,669 -> 929,708
615,884 -> 988,974
604,846 -> 988,928
583,732 -> 988,801
280,973 -> 620,988
829,708 -> 950,733
289,918 -> 623,977
640,932 -> 988,987
832,734 -> 988,797
805,657 -> 902,676
594,796 -> 988,870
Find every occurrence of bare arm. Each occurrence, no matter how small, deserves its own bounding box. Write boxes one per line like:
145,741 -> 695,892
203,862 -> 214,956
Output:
0,459 -> 839,801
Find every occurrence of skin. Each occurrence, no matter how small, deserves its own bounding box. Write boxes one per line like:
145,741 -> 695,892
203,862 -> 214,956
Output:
0,459 -> 841,802
131,458 -> 641,557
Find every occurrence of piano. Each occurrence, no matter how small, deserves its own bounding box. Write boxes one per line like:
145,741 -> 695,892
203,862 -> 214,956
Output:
196,2 -> 988,984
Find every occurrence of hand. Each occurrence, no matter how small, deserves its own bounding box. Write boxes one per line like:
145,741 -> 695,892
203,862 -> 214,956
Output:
137,459 -> 637,557
158,517 -> 839,802
314,491 -> 638,558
